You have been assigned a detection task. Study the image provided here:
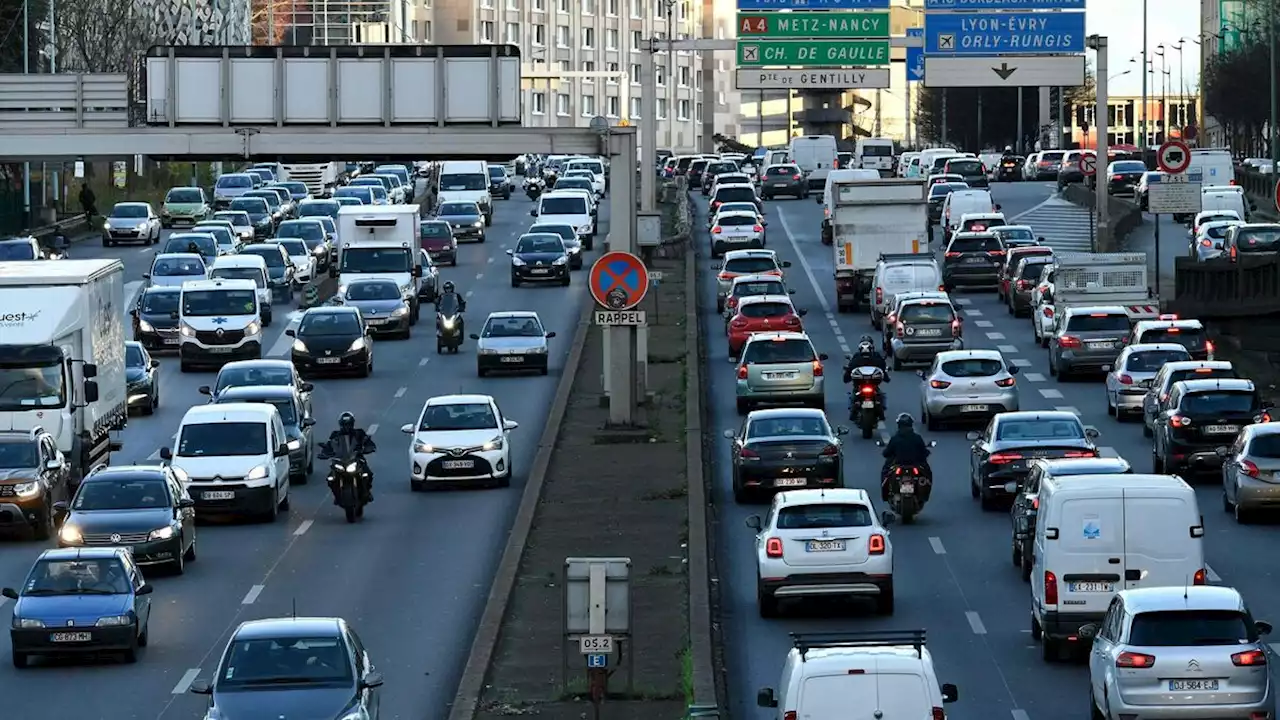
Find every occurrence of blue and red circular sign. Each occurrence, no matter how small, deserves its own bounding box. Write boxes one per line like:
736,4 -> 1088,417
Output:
589,251 -> 649,311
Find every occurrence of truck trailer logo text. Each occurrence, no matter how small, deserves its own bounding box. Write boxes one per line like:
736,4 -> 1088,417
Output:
0,310 -> 41,326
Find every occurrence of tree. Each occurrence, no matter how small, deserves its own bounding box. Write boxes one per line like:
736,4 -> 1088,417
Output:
54,0 -> 157,73
0,0 -> 51,73
1201,38 -> 1270,154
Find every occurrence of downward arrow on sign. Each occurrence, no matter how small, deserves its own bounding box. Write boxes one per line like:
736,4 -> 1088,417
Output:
992,62 -> 1017,80
910,67 -> 923,80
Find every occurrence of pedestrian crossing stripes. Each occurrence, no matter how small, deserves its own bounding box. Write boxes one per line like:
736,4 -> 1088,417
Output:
1011,196 -> 1095,253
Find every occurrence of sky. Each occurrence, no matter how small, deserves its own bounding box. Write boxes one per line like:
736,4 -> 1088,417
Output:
1087,0 -> 1202,97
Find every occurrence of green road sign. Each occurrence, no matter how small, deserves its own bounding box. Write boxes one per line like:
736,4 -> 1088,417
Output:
737,12 -> 890,39
736,40 -> 891,67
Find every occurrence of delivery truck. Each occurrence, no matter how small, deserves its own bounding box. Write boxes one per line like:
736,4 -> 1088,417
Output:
333,205 -> 429,323
831,178 -> 929,312
1030,252 -> 1159,345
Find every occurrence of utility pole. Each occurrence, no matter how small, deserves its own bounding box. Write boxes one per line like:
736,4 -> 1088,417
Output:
1016,87 -> 1024,153
1089,35 -> 1110,249
1140,0 -> 1147,149
941,90 -> 948,145
22,0 -> 31,230
1272,1 -> 1278,168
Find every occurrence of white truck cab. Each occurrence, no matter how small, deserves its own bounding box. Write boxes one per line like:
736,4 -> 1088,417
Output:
532,191 -> 597,250
209,255 -> 274,325
177,278 -> 264,372
855,137 -> 896,177
437,160 -> 493,226
333,205 -> 426,324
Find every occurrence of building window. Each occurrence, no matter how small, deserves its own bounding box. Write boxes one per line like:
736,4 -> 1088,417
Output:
581,27 -> 595,48
679,66 -> 690,87
557,93 -> 571,115
629,0 -> 640,17
656,65 -> 666,86
582,94 -> 596,116
695,70 -> 702,88
631,30 -> 643,50
654,0 -> 663,18
507,0 -> 519,8
606,28 -> 619,50
695,101 -> 702,120
716,91 -> 725,105
481,21 -> 495,42
607,95 -> 620,117
630,63 -> 641,84
679,0 -> 690,20
656,97 -> 667,119
582,61 -> 596,83
481,0 -> 494,7
556,25 -> 570,46
678,98 -> 691,120
558,0 -> 569,12
532,92 -> 546,115
532,24 -> 546,45
677,32 -> 691,54
608,0 -> 619,15
630,96 -> 641,119
533,0 -> 545,9
582,0 -> 596,14
607,62 -> 619,84
411,19 -> 420,40
559,60 -> 571,72
505,23 -> 520,43
423,21 -> 432,41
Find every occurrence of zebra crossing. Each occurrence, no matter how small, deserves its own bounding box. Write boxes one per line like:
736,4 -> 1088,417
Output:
1010,196 -> 1095,253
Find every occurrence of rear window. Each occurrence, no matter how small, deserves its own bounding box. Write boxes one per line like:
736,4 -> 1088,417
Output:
941,358 -> 1002,377
743,338 -> 814,364
732,281 -> 785,297
1127,610 -> 1256,646
899,303 -> 954,324
1065,314 -> 1130,332
718,215 -> 757,227
948,236 -> 1003,253
995,419 -> 1084,441
690,160 -> 709,171
777,504 -> 873,529
1124,349 -> 1191,372
946,159 -> 983,174
1138,327 -> 1207,349
1168,368 -> 1236,386
715,187 -> 756,203
997,228 -> 1037,243
1204,225 -> 1234,240
1248,434 -> 1280,458
725,257 -> 777,274
929,185 -> 956,198
1112,161 -> 1146,173
1042,152 -> 1065,162
739,302 -> 790,319
1017,262 -> 1048,280
962,218 -> 1005,232
1236,227 -> 1280,252
766,166 -> 797,177
707,163 -> 737,174
1181,391 -> 1257,414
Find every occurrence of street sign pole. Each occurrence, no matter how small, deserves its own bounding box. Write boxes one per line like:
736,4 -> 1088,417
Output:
1089,34 -> 1110,250
605,135 -> 639,425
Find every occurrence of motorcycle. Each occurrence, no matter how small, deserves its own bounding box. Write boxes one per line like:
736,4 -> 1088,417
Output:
848,366 -> 887,439
876,439 -> 937,524
524,176 -> 545,201
437,311 -> 464,353
318,436 -> 374,523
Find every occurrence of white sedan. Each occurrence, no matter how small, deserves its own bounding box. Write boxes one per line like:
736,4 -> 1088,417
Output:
270,238 -> 316,285
401,393 -> 519,490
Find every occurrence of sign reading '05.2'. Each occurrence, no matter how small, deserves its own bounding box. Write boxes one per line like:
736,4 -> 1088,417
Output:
737,40 -> 890,67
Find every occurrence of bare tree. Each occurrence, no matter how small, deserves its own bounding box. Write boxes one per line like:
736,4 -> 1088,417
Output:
55,0 -> 157,73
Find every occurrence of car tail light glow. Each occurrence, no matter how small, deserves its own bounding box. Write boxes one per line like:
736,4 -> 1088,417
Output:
995,377 -> 1016,388
1044,570 -> 1058,605
753,225 -> 764,232
712,226 -> 722,234
1017,279 -> 1031,290
932,707 -> 945,720
820,444 -> 839,456
1159,314 -> 1178,320
1233,650 -> 1267,666
737,365 -> 748,379
990,452 -> 1023,464
1206,340 -> 1215,353
1166,327 -> 1181,334
1063,450 -> 1098,458
739,447 -> 759,459
1110,175 -> 1121,182
784,314 -> 801,327
792,174 -> 802,181
1058,335 -> 1082,348
1044,307 -> 1054,318
1118,373 -> 1133,385
727,296 -> 740,309
876,287 -> 883,304
765,537 -> 783,557
1170,414 -> 1192,428
860,384 -> 877,396
951,318 -> 962,337
930,379 -> 951,389
1201,239 -> 1213,247
868,534 -> 885,554
730,317 -> 748,329
1194,568 -> 1207,585
812,360 -> 823,377
1031,496 -> 1039,509
944,251 -> 962,258
783,712 -> 797,720
718,272 -> 733,280
1116,651 -> 1156,668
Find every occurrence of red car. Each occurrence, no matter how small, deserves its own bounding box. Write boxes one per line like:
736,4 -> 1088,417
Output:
727,295 -> 805,358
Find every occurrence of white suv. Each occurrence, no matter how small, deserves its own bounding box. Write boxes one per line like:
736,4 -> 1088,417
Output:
401,394 -> 518,490
746,488 -> 894,617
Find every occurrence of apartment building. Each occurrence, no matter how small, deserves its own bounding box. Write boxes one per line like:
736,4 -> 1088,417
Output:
1065,95 -> 1200,148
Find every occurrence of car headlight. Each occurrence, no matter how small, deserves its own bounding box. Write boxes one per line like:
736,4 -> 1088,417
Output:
392,306 -> 409,317
312,245 -> 326,255
245,321 -> 261,336
59,524 -> 82,544
511,257 -> 526,266
553,256 -> 568,265
102,221 -> 112,230
292,339 -> 308,353
256,219 -> 271,227
14,618 -> 43,629
12,481 -> 39,498
578,224 -> 593,234
287,439 -> 302,450
412,441 -> 437,454
95,615 -> 131,627
441,317 -> 456,329
138,319 -> 154,332
528,344 -> 548,354
149,525 -> 175,540
481,436 -> 504,451
180,323 -> 196,337
472,221 -> 483,228
245,465 -> 269,481
477,346 -> 497,355
348,338 -> 366,352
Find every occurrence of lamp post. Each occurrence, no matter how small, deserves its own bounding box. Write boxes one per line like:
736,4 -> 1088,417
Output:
1270,7 -> 1279,169
1174,38 -> 1186,123
1155,44 -> 1166,143
1141,0 -> 1147,149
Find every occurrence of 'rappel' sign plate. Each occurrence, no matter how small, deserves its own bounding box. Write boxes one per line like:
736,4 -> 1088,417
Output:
1157,140 -> 1192,174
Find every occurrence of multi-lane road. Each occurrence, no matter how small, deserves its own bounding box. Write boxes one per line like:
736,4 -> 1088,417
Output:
701,180 -> 1278,720
0,192 -> 600,718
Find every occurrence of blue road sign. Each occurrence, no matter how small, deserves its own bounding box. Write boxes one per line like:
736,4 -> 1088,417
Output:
736,0 -> 888,9
924,11 -> 1085,55
924,0 -> 1084,9
589,251 -> 650,310
587,654 -> 608,668
906,28 -> 924,82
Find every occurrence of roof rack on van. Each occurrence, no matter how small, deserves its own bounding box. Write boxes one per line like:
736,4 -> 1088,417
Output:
879,253 -> 931,263
791,630 -> 927,659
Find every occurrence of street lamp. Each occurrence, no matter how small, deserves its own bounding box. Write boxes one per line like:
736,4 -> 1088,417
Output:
1155,44 -> 1166,143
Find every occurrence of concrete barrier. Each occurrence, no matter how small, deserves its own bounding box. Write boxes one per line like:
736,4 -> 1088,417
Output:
1060,183 -> 1143,251
1170,254 -> 1280,318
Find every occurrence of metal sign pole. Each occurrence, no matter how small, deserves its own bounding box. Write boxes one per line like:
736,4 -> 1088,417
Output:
1090,34 -> 1111,248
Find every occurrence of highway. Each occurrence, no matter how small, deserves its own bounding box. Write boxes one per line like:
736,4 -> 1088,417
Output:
700,180 -> 1280,720
0,192 -> 600,718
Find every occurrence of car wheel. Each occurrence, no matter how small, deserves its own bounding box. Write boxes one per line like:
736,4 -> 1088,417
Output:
31,503 -> 53,541
1235,494 -> 1252,524
511,277 -> 520,288
171,541 -> 186,575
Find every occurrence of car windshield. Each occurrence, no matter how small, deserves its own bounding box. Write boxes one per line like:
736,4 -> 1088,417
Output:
418,402 -> 497,431
766,166 -> 797,177
217,175 -> 252,189
488,167 -> 507,179
530,225 -> 574,241
747,416 -> 827,438
112,204 -> 148,218
725,257 -> 777,274
299,312 -> 362,336
949,236 -> 1002,252
995,419 -> 1085,441
178,421 -> 267,457
153,257 -> 205,276
1200,213 -> 1239,225
358,184 -> 388,200
243,248 -> 284,268
216,212 -> 251,227
335,188 -> 372,202
125,345 -> 145,367
216,365 -> 294,393
777,504 -> 873,529
346,281 -> 400,301
166,189 -> 203,203
440,172 -> 488,191
218,635 -> 353,687
0,242 -> 34,260
277,222 -> 324,241
1066,314 -> 1130,332
298,202 -> 340,219
230,198 -> 268,214
718,215 -> 758,227
211,267 -> 265,287
1236,227 -> 1280,251
24,558 -> 131,595
1125,349 -> 1190,371
1141,327 -> 1208,350
929,185 -> 957,198
540,197 -> 587,215
996,228 -> 1036,242
196,227 -> 235,246
74,478 -> 169,511
900,303 -> 954,324
1248,434 -> 1280,458
0,442 -> 36,468
341,247 -> 411,273
334,197 -> 363,206
516,235 -> 563,254
275,240 -> 308,256
719,203 -> 757,215
1112,161 -> 1146,173
439,203 -> 479,217
1128,610 -> 1256,646
1182,391 -> 1256,414
941,358 -> 1002,377
165,236 -> 216,256
140,290 -> 180,314
219,396 -> 296,425
182,289 -> 257,317
483,316 -> 544,337
715,187 -> 756,203
570,161 -> 604,174
1168,368 -> 1236,387
733,280 -> 785,297
742,338 -> 813,364
1018,262 -> 1049,280
738,302 -> 790,319
279,182 -> 308,195
706,163 -> 737,175
420,222 -> 451,237
946,160 -> 983,174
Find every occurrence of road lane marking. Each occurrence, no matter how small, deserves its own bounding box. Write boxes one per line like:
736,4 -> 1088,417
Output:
1040,389 -> 1064,399
1011,710 -> 1031,720
1207,565 -> 1221,582
487,256 -> 494,264
974,320 -> 993,328
997,344 -> 1018,354
1098,446 -> 1119,458
368,423 -> 379,435
475,273 -> 484,280
965,308 -> 983,317
966,611 -> 987,635
394,386 -> 406,398
929,537 -> 946,554
267,317 -> 302,357
419,357 -> 429,366
241,585 -> 265,605
293,520 -> 314,536
1024,372 -> 1045,382
172,668 -> 202,695
955,298 -> 972,305
1056,406 -> 1081,415
776,212 -> 838,319
1010,358 -> 1031,368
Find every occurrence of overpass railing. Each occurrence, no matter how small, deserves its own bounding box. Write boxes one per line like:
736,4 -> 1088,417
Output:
0,74 -> 130,130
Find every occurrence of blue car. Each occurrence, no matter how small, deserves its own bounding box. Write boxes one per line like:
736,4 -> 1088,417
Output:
4,547 -> 153,667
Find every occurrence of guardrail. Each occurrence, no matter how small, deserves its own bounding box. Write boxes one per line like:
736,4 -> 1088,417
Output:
1171,254 -> 1280,318
0,74 -> 130,130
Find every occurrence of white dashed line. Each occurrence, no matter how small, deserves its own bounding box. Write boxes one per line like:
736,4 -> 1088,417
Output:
394,386 -> 406,398
965,610 -> 987,635
293,519 -> 314,536
954,298 -> 973,305
1040,389 -> 1065,399
1098,446 -> 1120,458
1207,565 -> 1222,582
137,247 -> 153,255
172,668 -> 202,695
465,290 -> 474,297
475,273 -> 484,281
997,344 -> 1018,354
267,317 -> 302,357
1010,358 -> 1032,368
1024,372 -> 1046,382
241,584 -> 265,605
974,320 -> 994,328
986,332 -> 1006,340
368,423 -> 379,435
1056,406 -> 1081,415
419,357 -> 429,366
965,308 -> 983,317
487,256 -> 494,264
1011,710 -> 1031,720
929,537 -> 946,554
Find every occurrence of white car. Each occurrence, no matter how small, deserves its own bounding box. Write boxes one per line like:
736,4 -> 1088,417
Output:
473,311 -> 556,377
401,393 -> 519,490
145,252 -> 208,289
746,488 -> 894,617
709,211 -> 766,257
919,349 -> 1020,430
268,238 -> 316,285
562,168 -> 604,197
1104,343 -> 1191,419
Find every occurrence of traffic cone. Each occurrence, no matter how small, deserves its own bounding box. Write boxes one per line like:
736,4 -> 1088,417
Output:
303,282 -> 319,308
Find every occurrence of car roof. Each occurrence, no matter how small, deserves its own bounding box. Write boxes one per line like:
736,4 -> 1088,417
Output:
743,331 -> 808,343
112,202 -> 150,210
1133,318 -> 1204,330
714,211 -> 760,219
181,278 -> 256,292
182,402 -> 279,422
426,393 -> 495,406
1064,305 -> 1128,316
303,306 -> 360,317
1173,378 -> 1255,393
1159,360 -> 1233,373
776,488 -> 872,508
723,249 -> 777,260
1034,457 -> 1131,475
737,294 -> 793,306
731,274 -> 784,285
279,218 -> 325,226
1117,585 -> 1246,614
996,410 -> 1081,423
995,225 -> 1034,232
169,232 -> 216,240
747,407 -> 827,422
232,616 -> 345,640
934,349 -> 1003,363
38,547 -> 129,561
154,252 -> 204,261
213,255 -> 267,267
242,243 -> 285,252
83,464 -> 169,481
486,310 -> 540,320
222,359 -> 294,373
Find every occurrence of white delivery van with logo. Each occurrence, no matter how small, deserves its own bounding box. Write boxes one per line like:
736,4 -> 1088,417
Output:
177,278 -> 264,372
209,254 -> 274,326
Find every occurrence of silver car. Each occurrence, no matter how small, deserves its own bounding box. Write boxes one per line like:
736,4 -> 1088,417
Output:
1221,422 -> 1280,522
144,253 -> 207,288
888,297 -> 964,369
102,202 -> 162,247
1048,305 -> 1130,378
1190,220 -> 1242,261
1083,586 -> 1274,720
1142,361 -> 1238,437
735,332 -> 827,415
1104,343 -> 1191,420
919,349 -> 1019,429
716,249 -> 789,314
473,311 -> 555,377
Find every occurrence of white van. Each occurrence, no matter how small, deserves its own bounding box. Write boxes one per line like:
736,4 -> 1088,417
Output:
942,189 -> 1000,240
177,278 -> 264,372
532,191 -> 596,249
819,169 -> 880,244
789,135 -> 839,191
757,632 -> 959,720
855,137 -> 896,176
914,148 -> 958,179
1031,473 -> 1206,660
437,160 -> 493,226
870,257 -> 943,328
163,402 -> 291,521
1188,147 -> 1235,187
209,254 -> 274,325
1201,186 -> 1251,221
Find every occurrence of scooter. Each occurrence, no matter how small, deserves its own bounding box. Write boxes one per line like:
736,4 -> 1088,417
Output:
848,366 -> 887,439
437,312 -> 464,353
875,440 -> 937,524
524,177 -> 545,201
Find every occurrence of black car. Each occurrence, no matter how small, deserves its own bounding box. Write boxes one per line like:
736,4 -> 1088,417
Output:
942,156 -> 988,188
1009,457 -> 1131,580
435,202 -> 486,242
928,182 -> 968,227
529,222 -> 584,269
687,158 -> 712,188
274,181 -> 311,202
190,617 -> 382,719
0,428 -> 72,540
1107,160 -> 1147,195
701,161 -> 741,195
942,232 -> 1005,289
488,165 -> 512,199
995,156 -> 1024,182
760,164 -> 809,200
229,197 -> 275,238
240,243 -> 296,302
711,185 -> 763,216
338,278 -> 412,339
55,465 -> 196,573
131,287 -> 182,352
1135,171 -> 1159,210
287,307 -> 373,377
244,189 -> 287,223
967,411 -> 1101,510
1152,378 -> 1271,475
124,342 -> 160,416
722,408 -> 847,504
213,385 -> 315,483
508,233 -> 570,287
202,359 -> 314,406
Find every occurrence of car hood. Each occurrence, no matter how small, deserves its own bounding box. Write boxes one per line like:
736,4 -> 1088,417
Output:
514,252 -> 563,264
16,593 -> 132,624
139,311 -> 179,329
346,299 -> 405,316
150,275 -> 205,288
417,427 -> 503,447
126,368 -> 149,384
421,236 -> 455,250
245,212 -> 270,223
210,686 -> 357,720
164,203 -> 205,212
0,468 -> 38,483
171,454 -> 269,481
479,336 -> 545,351
107,217 -> 148,227
66,508 -> 173,535
297,333 -> 362,353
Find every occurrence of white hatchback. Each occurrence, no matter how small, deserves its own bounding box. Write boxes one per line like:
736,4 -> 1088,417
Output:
401,393 -> 518,490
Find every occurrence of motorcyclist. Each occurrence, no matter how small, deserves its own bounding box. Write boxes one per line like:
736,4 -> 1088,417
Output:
436,281 -> 466,336
881,413 -> 932,501
324,412 -> 377,502
843,335 -> 889,418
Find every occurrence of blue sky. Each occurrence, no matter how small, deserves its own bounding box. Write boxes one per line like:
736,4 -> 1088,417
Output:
1088,0 -> 1201,97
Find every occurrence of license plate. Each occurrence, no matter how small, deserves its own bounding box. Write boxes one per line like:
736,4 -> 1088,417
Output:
500,356 -> 525,363
915,328 -> 942,336
964,256 -> 984,263
770,182 -> 788,187
163,338 -> 180,345
369,318 -> 388,325
1205,425 -> 1240,434
899,481 -> 915,494
1087,342 -> 1113,350
317,357 -> 341,364
861,400 -> 876,408
50,632 -> 92,643
207,346 -> 233,353
442,459 -> 474,469
763,372 -> 797,380
806,540 -> 845,552
1068,581 -> 1114,592
961,404 -> 989,413
1169,679 -> 1219,691
530,268 -> 550,274
202,491 -> 235,500
774,478 -> 806,487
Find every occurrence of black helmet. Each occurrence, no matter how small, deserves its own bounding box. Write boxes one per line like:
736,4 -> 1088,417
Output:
338,412 -> 355,432
858,335 -> 875,353
443,281 -> 455,294
896,412 -> 914,429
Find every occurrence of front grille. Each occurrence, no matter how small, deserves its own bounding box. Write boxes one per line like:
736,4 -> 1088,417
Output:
425,454 -> 494,477
194,329 -> 246,345
0,485 -> 18,497
188,479 -> 247,487
82,531 -> 151,545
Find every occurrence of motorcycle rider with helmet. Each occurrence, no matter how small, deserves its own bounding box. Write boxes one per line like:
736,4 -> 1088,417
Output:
436,281 -> 467,335
843,335 -> 890,419
324,412 -> 377,502
881,413 -> 932,501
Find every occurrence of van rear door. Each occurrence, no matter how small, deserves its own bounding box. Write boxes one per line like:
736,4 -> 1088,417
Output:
1122,486 -> 1204,590
1052,488 -> 1125,615
797,668 -> 931,720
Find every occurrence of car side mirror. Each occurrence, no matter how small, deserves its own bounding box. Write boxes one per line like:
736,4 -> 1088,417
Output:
504,419 -> 519,431
142,274 -> 150,279
745,515 -> 762,531
815,195 -> 823,204
530,209 -> 538,216
797,309 -> 807,317
880,509 -> 896,526
0,587 -> 17,600
757,688 -> 778,708
150,359 -> 160,368
818,353 -> 828,361
177,498 -> 195,509
722,429 -> 736,439
1038,236 -> 1046,243
836,426 -> 850,435
275,444 -> 289,457
129,308 -> 138,317
1257,621 -> 1273,636
1085,427 -> 1100,440
966,431 -> 981,441
301,418 -> 316,428
361,672 -> 384,689
1215,446 -> 1230,458
1077,623 -> 1099,639
469,333 -> 480,340
136,583 -> 154,596
916,370 -> 925,379
285,329 -> 295,337
546,331 -> 556,338
44,459 -> 62,471
788,289 -> 795,294
1263,401 -> 1276,410
159,447 -> 172,461
505,249 -> 513,255
189,679 -> 213,695
941,683 -> 959,703
400,424 -> 414,434
1008,365 -> 1019,374
781,261 -> 792,268
875,439 -> 884,447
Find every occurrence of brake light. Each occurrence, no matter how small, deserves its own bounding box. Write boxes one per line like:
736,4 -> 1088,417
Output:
1159,314 -> 1178,320
737,365 -> 748,379
1063,450 -> 1098,458
739,447 -> 759,459
1044,571 -> 1058,605
1058,335 -> 1082,348
995,377 -> 1016,388
945,251 -> 961,258
784,713 -> 797,720
1193,367 -> 1213,374
990,452 -> 1023,464
1230,179 -> 1238,186
972,224 -> 988,231
765,537 -> 783,557
895,322 -> 905,338
730,317 -> 748,329
711,201 -> 721,209
1117,651 -> 1156,668
868,534 -> 886,554
1206,340 -> 1215,353
1201,239 -> 1213,247
951,318 -> 962,337
930,379 -> 951,389
876,287 -> 883,304
988,249 -> 1005,257
1169,414 -> 1192,428
812,360 -> 823,377
1166,327 -> 1181,334
932,708 -> 945,720
1031,496 -> 1039,509
860,384 -> 877,396
712,226 -> 722,234
784,314 -> 801,327
718,272 -> 733,280
1016,279 -> 1031,290
1194,567 -> 1210,584
753,225 -> 764,232
727,296 -> 740,309
1242,459 -> 1261,478
792,174 -> 801,181
1118,373 -> 1133,385
1233,650 -> 1268,666
765,270 -> 782,277
886,313 -> 896,324
1110,175 -> 1121,182
1044,307 -> 1054,318
820,444 -> 840,456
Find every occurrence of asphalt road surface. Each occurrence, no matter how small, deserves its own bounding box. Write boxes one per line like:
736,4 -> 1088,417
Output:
700,180 -> 1280,720
0,192 -> 600,719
